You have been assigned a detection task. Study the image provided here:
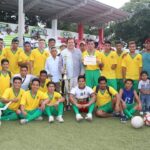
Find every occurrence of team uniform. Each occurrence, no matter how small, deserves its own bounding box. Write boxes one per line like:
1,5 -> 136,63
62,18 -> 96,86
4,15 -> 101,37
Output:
0,71 -> 11,97
20,90 -> 48,122
30,48 -> 49,76
70,86 -> 95,115
93,86 -> 117,113
121,88 -> 137,119
116,51 -> 127,91
0,88 -> 24,120
142,52 -> 150,77
44,92 -> 64,117
0,49 -> 6,70
82,50 -> 101,88
122,53 -> 142,91
39,78 -> 51,93
5,47 -> 22,74
101,51 -> 117,90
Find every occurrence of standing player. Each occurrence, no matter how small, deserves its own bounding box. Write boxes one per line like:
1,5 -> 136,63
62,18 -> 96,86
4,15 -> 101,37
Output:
115,41 -> 127,91
122,41 -> 142,91
5,39 -> 22,74
44,82 -> 64,123
20,78 -> 48,124
100,41 -> 117,90
30,39 -> 49,76
82,40 -> 102,88
70,75 -> 95,121
0,77 -> 24,120
18,42 -> 32,73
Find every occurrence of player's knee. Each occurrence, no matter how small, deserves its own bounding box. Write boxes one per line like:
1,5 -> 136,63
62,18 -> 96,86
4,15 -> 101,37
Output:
96,110 -> 104,117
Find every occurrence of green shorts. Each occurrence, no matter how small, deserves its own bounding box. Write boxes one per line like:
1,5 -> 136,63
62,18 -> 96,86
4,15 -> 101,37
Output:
107,79 -> 117,91
117,79 -> 124,91
126,103 -> 136,110
98,101 -> 113,113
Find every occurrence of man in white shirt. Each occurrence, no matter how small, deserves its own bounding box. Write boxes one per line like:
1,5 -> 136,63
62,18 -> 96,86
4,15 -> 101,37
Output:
70,75 -> 95,122
45,38 -> 56,54
45,47 -> 61,92
13,66 -> 36,90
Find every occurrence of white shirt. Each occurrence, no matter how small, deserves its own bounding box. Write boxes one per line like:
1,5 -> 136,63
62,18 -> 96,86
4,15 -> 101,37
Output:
70,86 -> 94,99
13,74 -> 36,90
45,56 -> 61,82
138,79 -> 150,90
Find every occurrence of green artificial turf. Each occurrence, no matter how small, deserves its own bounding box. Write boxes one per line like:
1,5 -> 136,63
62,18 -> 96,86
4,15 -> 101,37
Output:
0,111 -> 150,150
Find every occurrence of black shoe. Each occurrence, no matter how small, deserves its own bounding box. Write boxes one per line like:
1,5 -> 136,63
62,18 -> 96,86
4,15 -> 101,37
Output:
112,112 -> 120,117
120,115 -> 127,123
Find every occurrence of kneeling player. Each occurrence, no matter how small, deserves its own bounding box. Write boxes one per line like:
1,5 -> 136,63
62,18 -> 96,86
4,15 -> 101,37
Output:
44,81 -> 64,123
119,79 -> 142,120
20,78 -> 48,124
0,77 -> 24,121
70,75 -> 95,122
94,76 -> 120,118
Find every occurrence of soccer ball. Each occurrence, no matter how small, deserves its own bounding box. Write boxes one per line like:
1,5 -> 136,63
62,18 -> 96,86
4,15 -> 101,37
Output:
143,114 -> 150,126
131,116 -> 144,128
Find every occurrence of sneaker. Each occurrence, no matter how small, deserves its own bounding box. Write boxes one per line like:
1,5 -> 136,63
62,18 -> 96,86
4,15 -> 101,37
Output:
56,116 -> 64,123
76,114 -> 83,122
145,112 -> 150,115
20,119 -> 28,124
139,111 -> 144,115
120,115 -> 127,123
112,112 -> 120,117
48,116 -> 54,123
85,113 -> 92,121
35,116 -> 43,121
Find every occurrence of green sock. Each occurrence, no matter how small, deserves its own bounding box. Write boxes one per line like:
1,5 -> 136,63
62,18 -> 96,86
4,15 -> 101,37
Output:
72,105 -> 80,114
129,108 -> 137,115
58,102 -> 64,116
123,109 -> 133,119
88,103 -> 95,114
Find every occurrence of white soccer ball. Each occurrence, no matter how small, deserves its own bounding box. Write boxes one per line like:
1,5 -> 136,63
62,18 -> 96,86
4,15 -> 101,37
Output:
144,114 -> 150,126
131,116 -> 144,128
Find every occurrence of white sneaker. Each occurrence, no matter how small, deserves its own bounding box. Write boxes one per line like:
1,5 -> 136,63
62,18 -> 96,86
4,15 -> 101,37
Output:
76,114 -> 83,122
35,116 -> 43,121
20,119 -> 28,124
85,113 -> 93,121
139,111 -> 144,115
56,116 -> 64,123
48,116 -> 54,123
146,112 -> 150,115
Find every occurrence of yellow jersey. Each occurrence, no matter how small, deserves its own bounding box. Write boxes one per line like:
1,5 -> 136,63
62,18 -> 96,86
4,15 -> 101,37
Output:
20,90 -> 48,111
101,51 -> 117,79
2,88 -> 24,111
30,48 -> 49,76
82,50 -> 102,70
46,91 -> 62,105
5,47 -> 22,74
93,86 -> 117,106
39,78 -> 50,93
0,49 -> 6,70
122,53 -> 142,80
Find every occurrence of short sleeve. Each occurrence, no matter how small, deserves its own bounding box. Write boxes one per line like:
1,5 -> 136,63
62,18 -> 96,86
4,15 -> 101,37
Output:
138,81 -> 142,89
2,88 -> 10,99
109,86 -> 118,96
70,87 -> 76,95
87,87 -> 94,95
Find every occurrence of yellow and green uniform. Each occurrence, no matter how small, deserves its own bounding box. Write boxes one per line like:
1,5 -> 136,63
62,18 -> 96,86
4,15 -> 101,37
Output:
30,48 -> 49,76
116,51 -> 127,91
0,49 -> 6,70
0,87 -> 24,120
39,78 -> 50,93
0,71 -> 11,97
5,47 -> 22,74
122,53 -> 142,91
20,90 -> 48,122
44,92 -> 64,117
93,86 -> 117,113
18,51 -> 31,63
82,50 -> 102,88
101,51 -> 117,90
